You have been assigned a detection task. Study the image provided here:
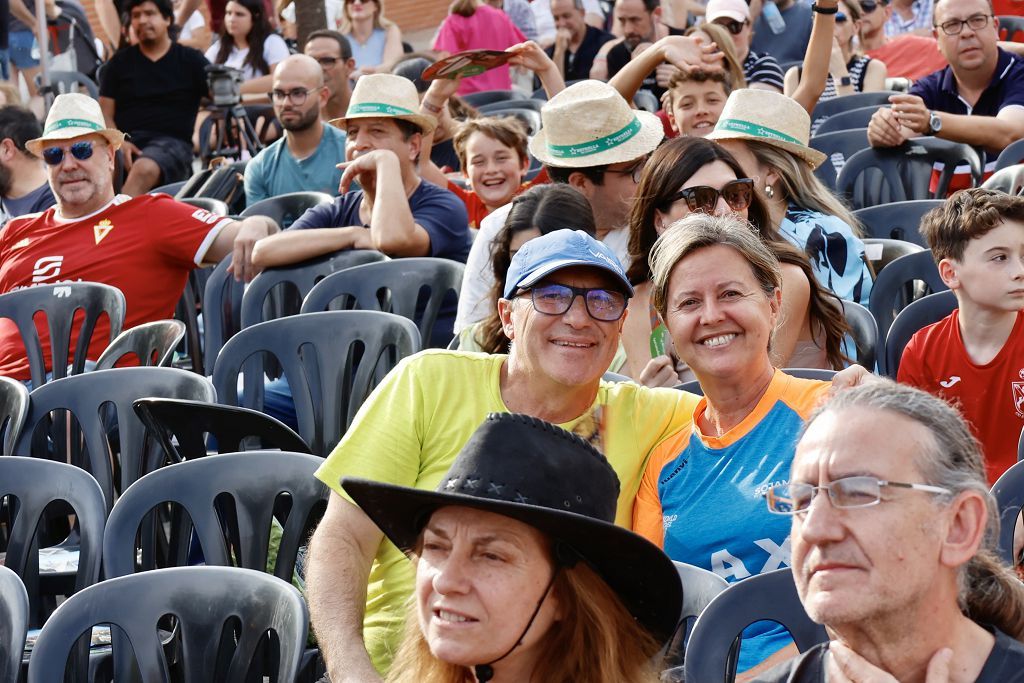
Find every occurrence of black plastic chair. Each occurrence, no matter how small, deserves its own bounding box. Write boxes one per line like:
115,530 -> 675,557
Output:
994,138 -> 1024,173
240,249 -> 389,327
26,566 -> 308,683
202,256 -> 244,374
173,267 -> 208,375
0,456 -> 106,629
104,451 -> 327,580
239,190 -> 333,229
837,137 -> 984,210
477,98 -> 544,114
852,199 -> 944,248
300,257 -> 464,348
0,375 -> 29,456
883,290 -> 957,379
94,320 -> 186,371
177,197 -> 230,216
531,79 -> 584,100
809,128 -> 869,189
810,90 -> 898,126
683,568 -> 828,683
862,237 -> 924,275
867,250 -> 947,373
998,15 -> 1024,41
982,163 -> 1024,196
662,562 -> 729,675
470,105 -> 542,135
15,368 -> 216,512
462,89 -> 518,107
0,565 -> 29,683
133,397 -> 311,462
0,282 -> 126,388
149,180 -> 186,197
992,460 -> 1024,566
813,104 -> 884,136
212,311 -> 420,456
840,300 -> 878,370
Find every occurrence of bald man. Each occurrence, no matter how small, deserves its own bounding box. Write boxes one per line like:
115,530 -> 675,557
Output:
243,54 -> 349,208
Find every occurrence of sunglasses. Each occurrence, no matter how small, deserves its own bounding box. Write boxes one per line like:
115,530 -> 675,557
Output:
669,178 -> 754,214
835,11 -> 848,21
520,283 -> 628,322
859,0 -> 878,13
713,18 -> 747,35
42,140 -> 95,166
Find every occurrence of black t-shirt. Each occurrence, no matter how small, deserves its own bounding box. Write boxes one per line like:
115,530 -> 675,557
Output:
607,40 -> 666,103
431,138 -> 461,173
99,42 -> 210,143
545,25 -> 615,82
754,627 -> 1024,682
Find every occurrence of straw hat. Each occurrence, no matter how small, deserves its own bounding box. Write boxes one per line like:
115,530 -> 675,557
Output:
343,412 -> 683,646
330,73 -> 436,137
26,93 -> 125,156
707,89 -> 826,169
529,80 -> 664,168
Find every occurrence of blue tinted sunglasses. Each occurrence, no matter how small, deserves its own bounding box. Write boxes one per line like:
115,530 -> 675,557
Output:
42,140 -> 95,166
835,11 -> 848,21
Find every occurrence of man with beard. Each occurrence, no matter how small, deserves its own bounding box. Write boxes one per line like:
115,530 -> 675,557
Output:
0,106 -> 55,224
598,0 -> 665,101
244,54 -> 348,207
99,0 -> 209,195
303,30 -> 355,124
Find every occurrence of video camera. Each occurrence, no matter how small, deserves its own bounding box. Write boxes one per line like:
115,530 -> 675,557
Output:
205,64 -> 245,107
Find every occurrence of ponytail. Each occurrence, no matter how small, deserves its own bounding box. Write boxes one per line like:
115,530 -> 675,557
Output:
450,0 -> 478,17
962,549 -> 1024,640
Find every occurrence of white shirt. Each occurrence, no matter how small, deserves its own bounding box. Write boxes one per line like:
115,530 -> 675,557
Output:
204,33 -> 290,81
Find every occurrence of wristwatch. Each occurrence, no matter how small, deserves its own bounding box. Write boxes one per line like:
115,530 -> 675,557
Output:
839,75 -> 852,87
927,110 -> 942,135
811,3 -> 839,13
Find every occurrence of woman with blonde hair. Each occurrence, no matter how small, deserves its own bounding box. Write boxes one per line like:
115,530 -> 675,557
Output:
340,0 -> 404,78
344,412 -> 682,683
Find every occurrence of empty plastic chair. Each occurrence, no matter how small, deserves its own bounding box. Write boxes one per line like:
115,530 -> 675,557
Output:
202,256 -> 244,373
982,163 -> 1024,196
26,566 -> 308,683
991,460 -> 1024,566
809,128 -> 869,189
94,319 -> 186,370
862,237 -> 925,275
0,282 -> 126,388
239,190 -> 333,229
0,565 -> 29,683
868,250 -> 947,372
884,290 -> 957,379
853,199 -> 944,247
994,138 -> 1024,173
813,104 -> 884,136
810,90 -> 898,126
841,300 -> 879,370
0,375 -> 29,455
684,568 -> 828,683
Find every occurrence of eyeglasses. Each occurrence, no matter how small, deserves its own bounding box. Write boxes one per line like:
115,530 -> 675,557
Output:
41,140 -> 95,166
859,0 -> 878,14
835,11 -> 848,22
669,178 -> 754,214
713,18 -> 747,35
269,86 -> 322,104
764,476 -> 952,515
936,13 -> 992,35
520,283 -> 628,322
314,56 -> 340,68
604,158 -> 647,184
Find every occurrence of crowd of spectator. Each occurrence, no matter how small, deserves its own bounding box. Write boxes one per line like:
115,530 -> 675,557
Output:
1,0 -> 1024,680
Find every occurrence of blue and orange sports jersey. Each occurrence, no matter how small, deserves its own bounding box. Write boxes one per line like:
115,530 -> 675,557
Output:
633,369 -> 830,671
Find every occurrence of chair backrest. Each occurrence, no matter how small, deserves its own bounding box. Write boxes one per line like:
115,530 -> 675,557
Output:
852,199 -> 945,247
149,180 -> 187,197
998,14 -> 1024,41
0,457 -> 106,628
813,104 -> 883,136
300,257 -> 465,348
0,565 -> 29,683
36,70 -> 99,98
837,137 -> 983,210
202,256 -> 244,373
994,138 -> 1024,173
810,90 -> 898,126
212,311 -> 420,456
982,163 -> 1024,196
462,89 -> 518,107
0,375 -> 29,456
104,451 -> 328,581
94,319 -> 187,371
809,128 -> 869,189
0,282 -> 126,388
174,267 -> 207,374
662,562 -> 730,672
991,460 -> 1024,566
26,566 -> 308,683
841,300 -> 878,371
683,569 -> 828,683
239,190 -> 334,229
177,197 -> 230,216
868,250 -> 947,372
884,290 -> 957,379
862,237 -> 925,275
15,368 -> 216,511
477,98 -> 544,114
469,105 -> 541,135
240,249 -> 389,328
133,397 -> 311,462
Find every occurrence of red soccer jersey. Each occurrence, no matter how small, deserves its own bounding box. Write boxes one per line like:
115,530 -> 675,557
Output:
897,309 -> 1024,484
0,194 -> 230,380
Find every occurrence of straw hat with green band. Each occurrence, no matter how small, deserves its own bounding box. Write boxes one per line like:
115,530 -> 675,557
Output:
329,73 -> 436,137
706,89 -> 826,170
529,80 -> 664,168
26,93 -> 125,157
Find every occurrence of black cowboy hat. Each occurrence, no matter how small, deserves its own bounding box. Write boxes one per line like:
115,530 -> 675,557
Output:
342,412 -> 683,645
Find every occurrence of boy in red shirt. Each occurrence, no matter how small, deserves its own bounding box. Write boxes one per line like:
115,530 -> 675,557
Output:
898,189 -> 1024,483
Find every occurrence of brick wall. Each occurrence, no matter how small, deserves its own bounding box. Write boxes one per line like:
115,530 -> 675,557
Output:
386,0 -> 448,34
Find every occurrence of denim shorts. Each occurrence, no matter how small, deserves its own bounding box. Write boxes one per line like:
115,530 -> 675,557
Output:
9,30 -> 39,69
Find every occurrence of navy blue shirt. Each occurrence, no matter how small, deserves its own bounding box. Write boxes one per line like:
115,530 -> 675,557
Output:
910,48 -> 1024,156
289,180 -> 471,263
545,25 -> 615,83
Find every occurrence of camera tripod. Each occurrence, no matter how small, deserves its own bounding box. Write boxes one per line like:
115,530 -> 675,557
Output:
198,102 -> 267,165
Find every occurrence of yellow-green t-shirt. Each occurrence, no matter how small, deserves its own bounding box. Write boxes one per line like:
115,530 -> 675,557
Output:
314,349 -> 698,673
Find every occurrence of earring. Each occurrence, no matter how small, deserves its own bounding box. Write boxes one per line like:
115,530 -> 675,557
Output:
764,184 -> 774,199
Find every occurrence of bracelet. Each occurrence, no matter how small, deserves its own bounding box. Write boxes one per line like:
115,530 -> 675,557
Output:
422,100 -> 443,114
811,3 -> 839,13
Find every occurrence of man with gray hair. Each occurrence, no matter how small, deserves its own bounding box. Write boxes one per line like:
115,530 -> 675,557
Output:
757,380 -> 1024,682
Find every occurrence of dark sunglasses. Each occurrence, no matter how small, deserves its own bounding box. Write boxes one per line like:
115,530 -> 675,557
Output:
713,18 -> 747,35
42,140 -> 95,166
835,11 -> 848,21
670,178 -> 754,214
859,0 -> 878,13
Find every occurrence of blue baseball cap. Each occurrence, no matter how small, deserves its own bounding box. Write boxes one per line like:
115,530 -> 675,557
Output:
503,229 -> 634,299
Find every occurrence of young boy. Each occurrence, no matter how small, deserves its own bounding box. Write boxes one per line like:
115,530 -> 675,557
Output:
898,188 -> 1024,484
664,69 -> 732,138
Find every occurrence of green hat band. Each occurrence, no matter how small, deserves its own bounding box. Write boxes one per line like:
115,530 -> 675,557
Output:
43,118 -> 103,135
715,118 -> 804,147
546,117 -> 642,159
346,102 -> 415,117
